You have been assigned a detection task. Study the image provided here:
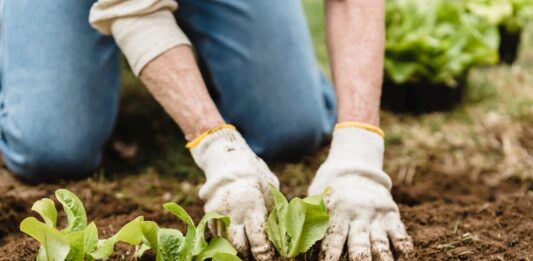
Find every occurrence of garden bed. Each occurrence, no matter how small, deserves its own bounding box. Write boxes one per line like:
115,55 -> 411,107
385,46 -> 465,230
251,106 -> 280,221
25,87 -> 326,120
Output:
1,168 -> 531,261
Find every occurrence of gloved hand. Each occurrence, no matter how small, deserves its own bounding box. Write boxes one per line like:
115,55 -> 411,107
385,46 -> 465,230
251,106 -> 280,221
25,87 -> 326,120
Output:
308,123 -> 413,261
188,124 -> 279,261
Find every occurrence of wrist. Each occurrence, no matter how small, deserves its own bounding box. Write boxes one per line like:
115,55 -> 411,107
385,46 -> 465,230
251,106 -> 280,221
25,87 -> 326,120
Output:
337,113 -> 380,126
184,118 -> 226,142
337,102 -> 381,126
139,45 -> 226,142
335,83 -> 382,126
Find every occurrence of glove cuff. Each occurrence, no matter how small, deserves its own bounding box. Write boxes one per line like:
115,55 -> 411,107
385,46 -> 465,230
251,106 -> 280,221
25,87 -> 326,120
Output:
336,121 -> 385,137
186,124 -> 237,149
189,126 -> 253,172
191,127 -> 280,202
327,126 -> 392,189
330,126 -> 384,167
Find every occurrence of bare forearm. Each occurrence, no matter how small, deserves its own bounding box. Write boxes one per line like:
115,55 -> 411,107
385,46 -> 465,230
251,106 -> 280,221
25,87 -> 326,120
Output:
325,0 -> 385,126
139,45 -> 224,140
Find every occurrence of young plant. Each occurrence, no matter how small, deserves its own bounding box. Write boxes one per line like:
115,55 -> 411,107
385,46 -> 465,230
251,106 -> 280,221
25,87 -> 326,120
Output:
385,0 -> 499,86
465,0 -> 513,25
507,0 -> 533,32
265,185 -> 330,258
465,0 -> 533,32
131,202 -> 241,261
19,189 -> 141,261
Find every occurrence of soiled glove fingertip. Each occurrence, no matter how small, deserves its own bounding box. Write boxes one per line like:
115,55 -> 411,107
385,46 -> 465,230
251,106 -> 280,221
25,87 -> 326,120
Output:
244,216 -> 276,261
252,245 -> 276,261
228,225 -> 250,259
394,240 -> 415,259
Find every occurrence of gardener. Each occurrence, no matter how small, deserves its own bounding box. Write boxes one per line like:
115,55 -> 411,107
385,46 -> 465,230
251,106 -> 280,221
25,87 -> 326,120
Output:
2,0 -> 412,260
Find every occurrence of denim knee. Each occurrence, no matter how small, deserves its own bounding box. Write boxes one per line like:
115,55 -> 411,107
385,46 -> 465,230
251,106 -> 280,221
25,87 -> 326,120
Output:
248,112 -> 329,161
2,137 -> 101,182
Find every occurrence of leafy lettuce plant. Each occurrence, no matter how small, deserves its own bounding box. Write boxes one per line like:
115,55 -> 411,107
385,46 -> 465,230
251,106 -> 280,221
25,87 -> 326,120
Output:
19,189 -> 141,261
131,202 -> 241,261
265,185 -> 330,258
465,0 -> 533,32
511,0 -> 533,27
465,0 -> 513,25
385,0 -> 499,86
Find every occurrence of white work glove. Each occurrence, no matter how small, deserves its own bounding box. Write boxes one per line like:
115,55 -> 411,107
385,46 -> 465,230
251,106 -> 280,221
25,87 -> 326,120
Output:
308,124 -> 413,261
189,125 -> 279,261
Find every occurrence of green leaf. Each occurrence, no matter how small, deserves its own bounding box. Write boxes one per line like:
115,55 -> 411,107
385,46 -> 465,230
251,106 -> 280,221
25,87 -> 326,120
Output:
89,217 -> 144,260
266,210 -> 283,255
65,231 -> 85,261
194,212 -> 230,256
266,184 -> 289,255
194,237 -> 240,261
197,213 -> 229,241
158,228 -> 184,261
31,198 -> 57,228
302,187 -> 331,207
164,202 -> 197,260
285,199 -> 306,257
37,247 -> 47,261
466,0 -> 513,24
212,253 -> 242,261
55,189 -> 87,232
115,216 -> 144,245
89,236 -> 117,260
20,217 -> 70,261
139,220 -> 160,251
270,184 -> 289,208
266,186 -> 330,257
288,200 -> 330,256
163,203 -> 195,228
162,203 -> 235,261
84,222 -> 98,255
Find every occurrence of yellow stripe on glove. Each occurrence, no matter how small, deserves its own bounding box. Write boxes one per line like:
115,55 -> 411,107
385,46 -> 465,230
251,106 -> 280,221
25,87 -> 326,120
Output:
335,121 -> 385,138
185,124 -> 236,149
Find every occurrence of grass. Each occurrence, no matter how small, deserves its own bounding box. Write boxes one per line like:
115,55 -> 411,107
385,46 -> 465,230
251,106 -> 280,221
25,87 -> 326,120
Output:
108,0 -> 533,198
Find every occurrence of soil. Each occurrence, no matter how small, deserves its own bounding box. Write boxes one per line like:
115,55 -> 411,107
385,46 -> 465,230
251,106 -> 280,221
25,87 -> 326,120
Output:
1,169 -> 532,261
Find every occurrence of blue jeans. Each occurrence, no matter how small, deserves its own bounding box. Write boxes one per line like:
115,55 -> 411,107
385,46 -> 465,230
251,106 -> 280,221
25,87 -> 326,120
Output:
1,0 -> 336,181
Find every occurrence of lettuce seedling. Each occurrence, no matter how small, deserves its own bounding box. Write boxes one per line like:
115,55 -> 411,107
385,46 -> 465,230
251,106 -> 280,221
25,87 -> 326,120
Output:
131,202 -> 241,261
266,185 -> 330,258
20,189 -> 142,261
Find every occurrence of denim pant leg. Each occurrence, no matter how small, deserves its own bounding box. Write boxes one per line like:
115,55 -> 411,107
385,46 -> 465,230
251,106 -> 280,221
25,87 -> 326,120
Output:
0,0 -> 120,181
177,0 -> 337,160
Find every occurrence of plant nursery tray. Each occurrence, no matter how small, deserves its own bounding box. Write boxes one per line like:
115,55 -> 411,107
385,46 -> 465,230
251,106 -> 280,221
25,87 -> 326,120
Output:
381,76 -> 466,114
499,26 -> 522,65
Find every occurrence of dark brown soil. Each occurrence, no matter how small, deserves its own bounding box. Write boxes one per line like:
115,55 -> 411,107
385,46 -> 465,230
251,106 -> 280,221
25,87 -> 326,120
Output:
1,169 -> 532,261
393,174 -> 533,260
